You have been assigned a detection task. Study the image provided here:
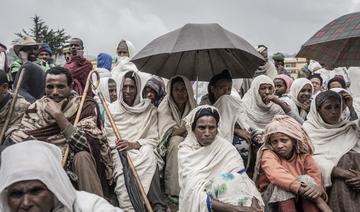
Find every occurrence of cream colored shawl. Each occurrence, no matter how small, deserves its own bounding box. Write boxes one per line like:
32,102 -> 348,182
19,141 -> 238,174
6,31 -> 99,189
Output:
104,71 -> 158,211
178,106 -> 262,212
157,75 -> 196,141
288,78 -> 313,120
242,75 -> 284,130
213,95 -> 250,142
303,93 -> 360,187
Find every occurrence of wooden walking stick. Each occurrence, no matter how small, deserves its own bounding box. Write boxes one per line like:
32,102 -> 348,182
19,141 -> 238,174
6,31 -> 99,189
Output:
61,69 -> 100,167
0,66 -> 26,144
94,71 -> 153,212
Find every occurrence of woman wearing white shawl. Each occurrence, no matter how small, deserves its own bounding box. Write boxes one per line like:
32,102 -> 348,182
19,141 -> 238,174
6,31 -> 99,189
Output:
283,78 -> 313,123
303,90 -> 360,187
157,75 -> 196,197
111,39 -> 136,79
178,106 -> 264,212
242,75 -> 285,130
0,140 -> 122,212
104,71 -> 159,211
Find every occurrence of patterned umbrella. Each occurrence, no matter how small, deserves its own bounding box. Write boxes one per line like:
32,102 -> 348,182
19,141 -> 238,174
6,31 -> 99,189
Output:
297,12 -> 360,68
132,23 -> 265,81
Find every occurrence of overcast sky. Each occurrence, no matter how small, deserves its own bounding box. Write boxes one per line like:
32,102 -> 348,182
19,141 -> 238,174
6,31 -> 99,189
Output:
2,0 -> 360,57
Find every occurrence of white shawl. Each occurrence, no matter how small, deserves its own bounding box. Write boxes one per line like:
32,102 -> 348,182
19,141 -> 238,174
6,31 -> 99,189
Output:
288,78 -> 313,120
178,106 -> 262,212
104,71 -> 158,210
157,75 -> 196,140
303,94 -> 360,187
213,95 -> 250,142
242,75 -> 284,130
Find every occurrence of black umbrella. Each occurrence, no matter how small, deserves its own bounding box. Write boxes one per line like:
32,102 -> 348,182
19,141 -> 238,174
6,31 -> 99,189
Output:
132,23 -> 264,81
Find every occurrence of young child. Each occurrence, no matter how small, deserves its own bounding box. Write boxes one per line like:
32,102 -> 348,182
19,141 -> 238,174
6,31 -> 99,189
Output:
254,115 -> 331,212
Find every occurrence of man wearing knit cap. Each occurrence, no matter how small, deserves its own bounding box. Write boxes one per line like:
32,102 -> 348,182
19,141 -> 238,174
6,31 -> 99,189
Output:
37,43 -> 54,71
272,52 -> 291,77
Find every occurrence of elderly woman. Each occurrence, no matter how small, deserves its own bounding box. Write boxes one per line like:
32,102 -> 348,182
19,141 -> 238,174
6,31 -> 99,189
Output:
254,115 -> 330,212
0,140 -> 122,212
303,90 -> 360,212
142,76 -> 166,107
242,75 -> 291,130
178,106 -> 264,212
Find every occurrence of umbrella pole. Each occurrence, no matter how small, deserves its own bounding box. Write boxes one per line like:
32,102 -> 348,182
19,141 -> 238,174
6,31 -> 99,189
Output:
196,76 -> 199,103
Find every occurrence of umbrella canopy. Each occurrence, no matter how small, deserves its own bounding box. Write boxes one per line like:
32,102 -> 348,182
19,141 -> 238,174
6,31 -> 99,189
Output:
297,12 -> 360,68
132,23 -> 265,81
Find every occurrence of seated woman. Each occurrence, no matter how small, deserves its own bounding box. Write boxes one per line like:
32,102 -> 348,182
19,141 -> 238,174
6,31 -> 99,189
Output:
178,106 -> 264,212
303,90 -> 360,212
0,140 -> 122,212
309,74 -> 324,97
255,115 -> 330,212
142,76 -> 166,107
96,77 -> 118,122
285,78 -> 313,123
157,75 -> 196,199
242,75 -> 289,130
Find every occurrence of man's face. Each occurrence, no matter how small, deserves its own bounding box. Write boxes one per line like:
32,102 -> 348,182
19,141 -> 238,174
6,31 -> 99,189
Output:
38,51 -> 50,62
258,83 -> 274,104
62,48 -> 71,63
7,180 -> 55,212
108,80 -> 117,103
69,39 -> 82,57
274,60 -> 284,69
171,81 -> 188,107
310,78 -> 321,93
45,74 -> 72,103
117,47 -> 129,57
122,78 -> 137,106
260,49 -> 268,59
194,116 -> 218,146
211,79 -> 232,102
21,46 -> 38,62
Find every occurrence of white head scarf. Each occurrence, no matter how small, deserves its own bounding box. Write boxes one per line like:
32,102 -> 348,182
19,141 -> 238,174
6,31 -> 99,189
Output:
157,75 -> 196,139
289,78 -> 313,119
303,91 -> 360,186
98,77 -> 116,103
0,141 -> 76,212
116,39 -> 135,59
242,75 -> 284,129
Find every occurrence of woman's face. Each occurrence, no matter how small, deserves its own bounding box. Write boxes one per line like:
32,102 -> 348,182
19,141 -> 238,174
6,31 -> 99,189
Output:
258,83 -> 274,104
193,116 -> 218,146
144,87 -> 157,104
318,97 -> 342,125
7,180 -> 55,212
297,84 -> 312,103
269,132 -> 294,160
273,78 -> 287,97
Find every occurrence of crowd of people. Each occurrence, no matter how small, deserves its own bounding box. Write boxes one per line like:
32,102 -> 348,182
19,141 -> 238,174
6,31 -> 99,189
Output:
0,35 -> 360,212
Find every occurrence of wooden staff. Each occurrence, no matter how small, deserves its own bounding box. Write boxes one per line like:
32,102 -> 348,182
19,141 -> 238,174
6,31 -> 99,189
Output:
0,66 -> 26,144
61,70 -> 100,166
94,72 -> 153,212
